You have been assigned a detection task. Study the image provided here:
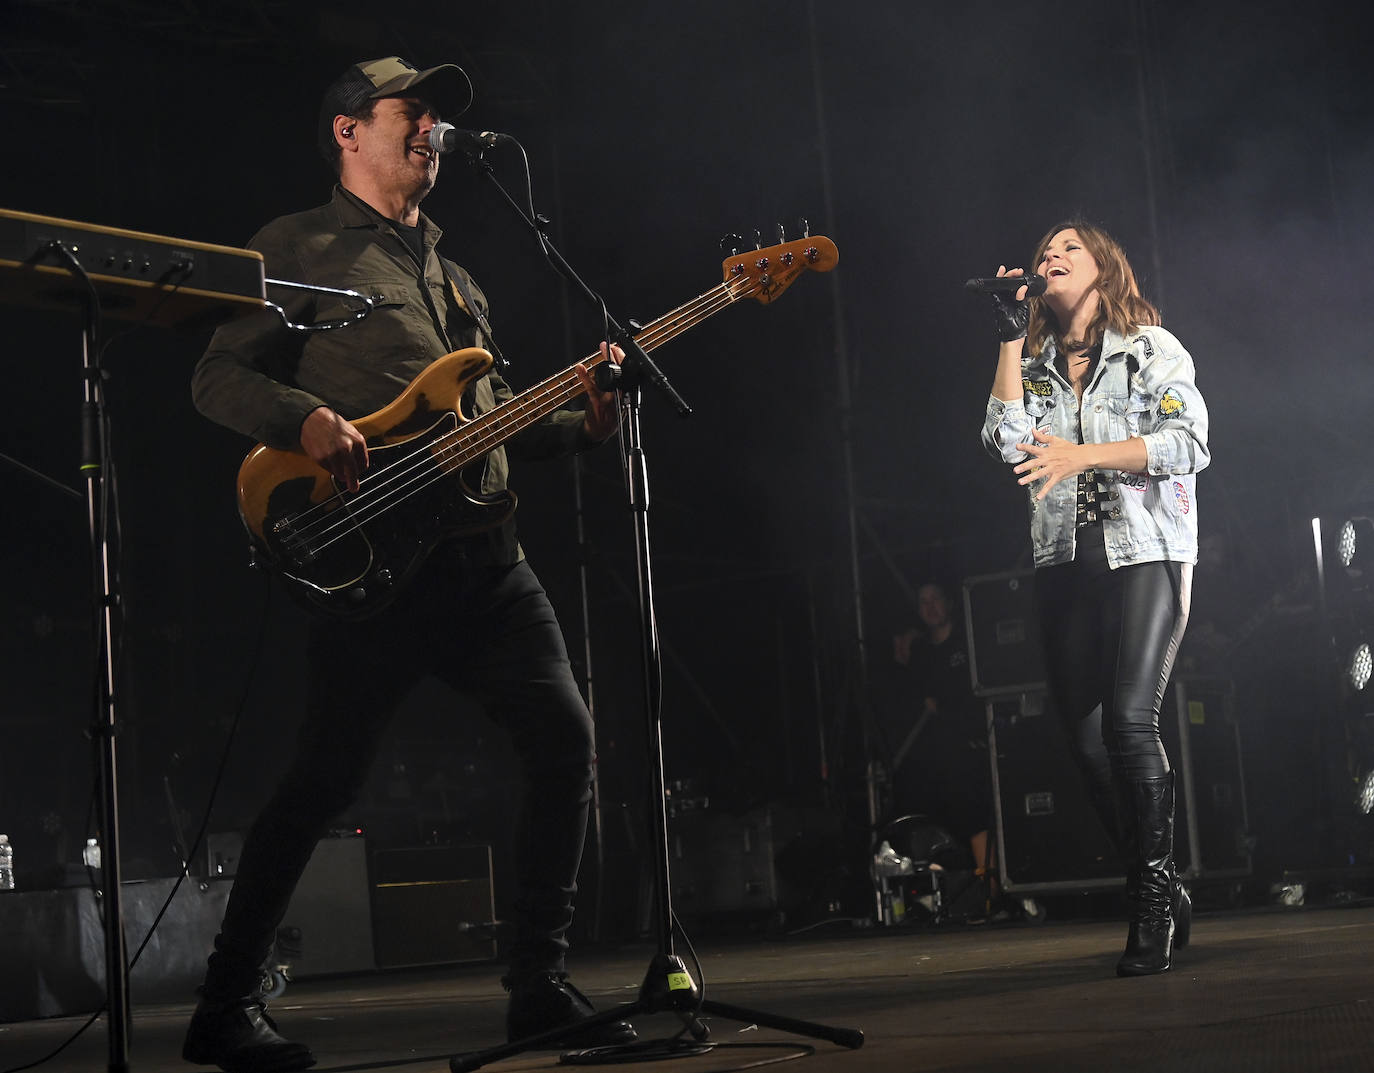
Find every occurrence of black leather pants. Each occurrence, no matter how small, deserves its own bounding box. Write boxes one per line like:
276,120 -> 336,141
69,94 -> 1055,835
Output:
203,557 -> 595,999
1035,524 -> 1192,827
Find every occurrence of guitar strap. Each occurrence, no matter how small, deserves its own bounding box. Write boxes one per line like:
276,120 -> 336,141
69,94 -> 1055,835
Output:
439,257 -> 511,369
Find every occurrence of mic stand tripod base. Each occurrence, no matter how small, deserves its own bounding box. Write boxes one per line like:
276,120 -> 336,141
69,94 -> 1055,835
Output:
448,952 -> 863,1072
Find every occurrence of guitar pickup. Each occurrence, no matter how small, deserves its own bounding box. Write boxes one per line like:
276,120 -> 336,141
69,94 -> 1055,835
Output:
271,516 -> 318,564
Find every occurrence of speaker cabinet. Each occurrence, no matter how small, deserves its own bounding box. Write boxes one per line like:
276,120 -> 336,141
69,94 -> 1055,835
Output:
963,570 -> 1046,696
370,844 -> 496,967
278,835 -> 375,977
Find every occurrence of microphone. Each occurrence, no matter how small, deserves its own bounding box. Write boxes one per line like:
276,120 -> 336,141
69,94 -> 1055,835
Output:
429,122 -> 511,155
964,273 -> 1047,297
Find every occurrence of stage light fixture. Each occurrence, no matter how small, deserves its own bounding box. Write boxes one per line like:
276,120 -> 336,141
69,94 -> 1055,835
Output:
1359,770 -> 1374,815
1339,520 -> 1358,568
1335,516 -> 1374,577
1347,642 -> 1372,691
1316,515 -> 1374,600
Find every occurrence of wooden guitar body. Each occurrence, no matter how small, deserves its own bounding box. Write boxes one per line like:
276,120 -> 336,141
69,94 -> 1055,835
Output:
237,348 -> 513,618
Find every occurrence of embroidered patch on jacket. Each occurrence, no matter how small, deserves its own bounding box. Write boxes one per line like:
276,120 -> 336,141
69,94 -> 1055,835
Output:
1159,388 -> 1185,418
1173,481 -> 1190,514
1120,472 -> 1149,493
1141,336 -> 1155,358
1024,377 -> 1053,397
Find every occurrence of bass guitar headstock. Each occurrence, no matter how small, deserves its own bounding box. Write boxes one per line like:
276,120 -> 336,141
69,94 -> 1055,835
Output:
720,224 -> 839,305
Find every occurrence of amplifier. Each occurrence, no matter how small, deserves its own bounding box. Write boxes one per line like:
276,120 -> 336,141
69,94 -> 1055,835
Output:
278,835 -> 375,977
371,844 -> 497,967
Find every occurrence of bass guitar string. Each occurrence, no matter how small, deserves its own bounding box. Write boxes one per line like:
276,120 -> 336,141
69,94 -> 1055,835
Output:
284,277 -> 746,550
294,277 -> 746,551
280,274 -> 757,560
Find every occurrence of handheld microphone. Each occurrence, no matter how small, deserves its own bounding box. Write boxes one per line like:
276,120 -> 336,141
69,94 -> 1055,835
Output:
964,273 -> 1047,297
429,123 -> 511,155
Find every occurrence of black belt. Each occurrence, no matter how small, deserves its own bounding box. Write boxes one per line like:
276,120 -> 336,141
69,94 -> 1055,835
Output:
1075,469 -> 1120,527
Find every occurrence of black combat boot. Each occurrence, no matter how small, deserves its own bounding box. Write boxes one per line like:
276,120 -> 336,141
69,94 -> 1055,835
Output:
182,989 -> 316,1072
504,970 -> 638,1048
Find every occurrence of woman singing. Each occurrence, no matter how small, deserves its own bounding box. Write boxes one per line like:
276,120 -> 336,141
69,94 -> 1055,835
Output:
980,221 -> 1209,975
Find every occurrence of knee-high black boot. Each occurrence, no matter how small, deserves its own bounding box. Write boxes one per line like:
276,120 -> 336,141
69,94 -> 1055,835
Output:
1108,774 -> 1190,954
1116,773 -> 1180,977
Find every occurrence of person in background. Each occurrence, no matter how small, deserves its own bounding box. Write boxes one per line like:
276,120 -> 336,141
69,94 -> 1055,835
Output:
890,582 -> 994,894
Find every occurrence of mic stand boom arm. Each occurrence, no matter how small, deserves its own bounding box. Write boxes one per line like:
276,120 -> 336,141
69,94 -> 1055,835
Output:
463,151 -> 691,417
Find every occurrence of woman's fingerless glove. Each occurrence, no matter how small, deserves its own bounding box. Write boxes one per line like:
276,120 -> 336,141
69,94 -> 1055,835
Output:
989,291 -> 1030,342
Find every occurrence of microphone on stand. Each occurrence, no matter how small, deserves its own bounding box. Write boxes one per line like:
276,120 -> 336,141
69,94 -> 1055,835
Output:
429,122 -> 512,155
964,273 -> 1047,297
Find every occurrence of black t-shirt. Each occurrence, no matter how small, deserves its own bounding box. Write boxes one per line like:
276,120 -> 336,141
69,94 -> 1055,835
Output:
392,218 -> 427,266
910,630 -> 975,720
886,627 -> 990,837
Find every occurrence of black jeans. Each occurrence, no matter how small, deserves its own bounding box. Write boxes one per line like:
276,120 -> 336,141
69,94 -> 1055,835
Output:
1035,525 -> 1191,804
204,556 -> 595,998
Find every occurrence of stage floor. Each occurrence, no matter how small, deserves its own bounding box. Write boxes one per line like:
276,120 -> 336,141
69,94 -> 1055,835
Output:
4,903 -> 1374,1072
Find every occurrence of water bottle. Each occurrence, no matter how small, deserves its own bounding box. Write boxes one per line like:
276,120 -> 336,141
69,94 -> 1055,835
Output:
0,834 -> 14,891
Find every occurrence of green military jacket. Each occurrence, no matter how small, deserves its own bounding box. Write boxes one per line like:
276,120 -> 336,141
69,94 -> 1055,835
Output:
192,185 -> 593,564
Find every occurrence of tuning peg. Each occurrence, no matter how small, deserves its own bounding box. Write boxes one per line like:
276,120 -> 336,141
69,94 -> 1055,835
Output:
776,223 -> 787,244
797,216 -> 810,239
753,229 -> 764,250
719,233 -> 746,257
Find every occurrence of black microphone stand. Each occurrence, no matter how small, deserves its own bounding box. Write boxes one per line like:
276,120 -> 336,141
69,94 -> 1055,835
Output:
22,245 -> 374,1073
447,146 -> 863,1072
82,308 -> 133,1073
35,242 -> 133,1073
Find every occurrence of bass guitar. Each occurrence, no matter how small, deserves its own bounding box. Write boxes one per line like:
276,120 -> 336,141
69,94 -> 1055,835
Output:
236,235 -> 839,619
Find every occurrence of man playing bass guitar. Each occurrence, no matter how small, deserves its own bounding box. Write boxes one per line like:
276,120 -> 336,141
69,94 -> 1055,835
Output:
183,56 -> 631,1073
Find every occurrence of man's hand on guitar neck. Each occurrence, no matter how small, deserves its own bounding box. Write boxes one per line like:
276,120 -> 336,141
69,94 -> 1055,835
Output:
576,341 -> 625,442
301,406 -> 370,493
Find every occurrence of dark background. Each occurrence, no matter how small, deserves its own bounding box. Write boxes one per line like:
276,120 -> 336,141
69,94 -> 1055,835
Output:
4,0 -> 1374,929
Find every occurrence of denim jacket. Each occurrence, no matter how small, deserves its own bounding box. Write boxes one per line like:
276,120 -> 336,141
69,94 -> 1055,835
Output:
981,324 -> 1210,569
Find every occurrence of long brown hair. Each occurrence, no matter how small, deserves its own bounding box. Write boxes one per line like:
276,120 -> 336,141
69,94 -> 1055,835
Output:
1025,221 -> 1160,358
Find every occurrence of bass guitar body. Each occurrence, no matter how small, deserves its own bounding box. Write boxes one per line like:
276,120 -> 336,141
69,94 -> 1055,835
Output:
236,347 -> 514,620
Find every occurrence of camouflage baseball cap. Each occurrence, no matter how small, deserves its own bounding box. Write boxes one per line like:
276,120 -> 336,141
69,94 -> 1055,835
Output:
318,56 -> 473,160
